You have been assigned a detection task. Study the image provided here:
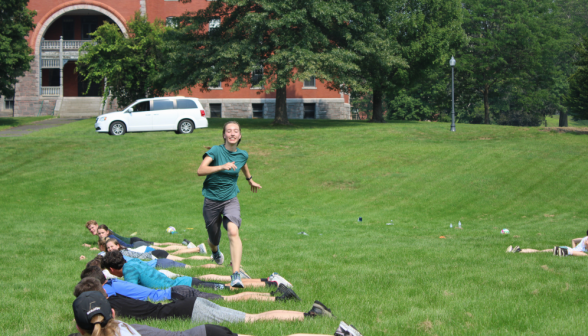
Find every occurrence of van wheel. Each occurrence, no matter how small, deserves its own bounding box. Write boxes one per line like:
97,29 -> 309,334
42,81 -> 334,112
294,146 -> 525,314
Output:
109,121 -> 126,136
177,119 -> 194,134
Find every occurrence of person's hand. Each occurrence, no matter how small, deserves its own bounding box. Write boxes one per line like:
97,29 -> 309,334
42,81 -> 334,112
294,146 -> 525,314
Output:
249,180 -> 262,193
89,247 -> 99,251
82,243 -> 91,247
221,161 -> 237,171
80,255 -> 86,260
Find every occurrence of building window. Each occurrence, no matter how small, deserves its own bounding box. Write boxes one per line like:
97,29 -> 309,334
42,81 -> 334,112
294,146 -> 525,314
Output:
209,18 -> 220,33
210,104 -> 222,118
62,17 -> 75,40
252,104 -> 264,119
303,76 -> 316,87
82,17 -> 99,40
4,96 -> 14,111
304,103 -> 316,119
251,65 -> 263,88
166,17 -> 178,28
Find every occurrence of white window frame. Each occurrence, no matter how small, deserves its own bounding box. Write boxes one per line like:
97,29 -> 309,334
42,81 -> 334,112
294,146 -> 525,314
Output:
209,18 -> 220,33
303,76 -> 316,89
166,17 -> 178,28
251,65 -> 264,89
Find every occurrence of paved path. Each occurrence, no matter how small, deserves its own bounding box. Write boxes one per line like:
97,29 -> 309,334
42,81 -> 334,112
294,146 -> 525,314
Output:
0,118 -> 86,137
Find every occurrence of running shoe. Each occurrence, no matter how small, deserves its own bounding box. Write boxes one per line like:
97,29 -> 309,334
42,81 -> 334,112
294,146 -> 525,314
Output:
268,274 -> 293,288
335,321 -> 364,336
186,242 -> 197,249
559,247 -> 568,256
512,246 -> 521,253
553,246 -> 559,256
274,284 -> 300,301
506,245 -> 513,253
213,284 -> 225,290
182,239 -> 191,246
197,243 -> 207,254
212,251 -> 224,265
230,272 -> 244,288
306,300 -> 334,318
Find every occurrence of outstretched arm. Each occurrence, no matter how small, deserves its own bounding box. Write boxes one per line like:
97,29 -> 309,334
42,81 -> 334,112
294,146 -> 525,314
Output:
241,164 -> 262,192
197,156 -> 237,176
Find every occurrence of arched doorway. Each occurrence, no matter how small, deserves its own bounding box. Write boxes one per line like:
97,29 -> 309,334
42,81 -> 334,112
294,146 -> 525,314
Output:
34,4 -> 127,98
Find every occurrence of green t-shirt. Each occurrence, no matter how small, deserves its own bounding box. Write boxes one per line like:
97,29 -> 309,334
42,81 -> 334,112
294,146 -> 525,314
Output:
202,145 -> 249,201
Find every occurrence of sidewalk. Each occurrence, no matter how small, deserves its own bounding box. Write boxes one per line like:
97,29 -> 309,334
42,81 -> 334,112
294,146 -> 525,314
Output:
0,118 -> 85,137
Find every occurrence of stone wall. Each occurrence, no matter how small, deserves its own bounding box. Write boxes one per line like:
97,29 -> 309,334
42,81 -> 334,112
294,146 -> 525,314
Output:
14,56 -> 47,117
200,98 -> 350,120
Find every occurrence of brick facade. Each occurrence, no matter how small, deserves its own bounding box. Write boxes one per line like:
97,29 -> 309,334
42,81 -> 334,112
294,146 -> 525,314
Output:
13,0 -> 350,119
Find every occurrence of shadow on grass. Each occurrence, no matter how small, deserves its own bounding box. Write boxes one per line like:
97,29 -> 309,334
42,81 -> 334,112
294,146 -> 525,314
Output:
0,118 -> 19,127
206,118 -> 419,130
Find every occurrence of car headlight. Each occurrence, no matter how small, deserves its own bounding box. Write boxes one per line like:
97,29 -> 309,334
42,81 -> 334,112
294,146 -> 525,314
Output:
100,117 -> 107,121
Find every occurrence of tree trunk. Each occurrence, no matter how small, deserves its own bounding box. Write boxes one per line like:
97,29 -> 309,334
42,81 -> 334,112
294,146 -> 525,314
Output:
483,86 -> 490,125
559,111 -> 568,127
371,88 -> 384,122
273,86 -> 290,125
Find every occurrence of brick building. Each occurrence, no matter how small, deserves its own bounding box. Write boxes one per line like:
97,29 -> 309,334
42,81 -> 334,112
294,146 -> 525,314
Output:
3,0 -> 350,119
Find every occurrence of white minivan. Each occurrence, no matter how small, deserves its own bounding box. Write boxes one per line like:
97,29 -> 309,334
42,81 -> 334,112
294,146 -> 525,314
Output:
95,97 -> 208,136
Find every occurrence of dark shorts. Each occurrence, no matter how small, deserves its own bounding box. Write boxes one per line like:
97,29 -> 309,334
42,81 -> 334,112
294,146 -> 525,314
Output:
203,197 -> 241,246
205,325 -> 238,336
172,284 -> 223,301
155,259 -> 185,268
152,250 -> 170,259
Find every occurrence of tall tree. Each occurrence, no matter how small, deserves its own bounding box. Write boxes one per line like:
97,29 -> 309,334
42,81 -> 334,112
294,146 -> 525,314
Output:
335,0 -> 463,122
567,36 -> 588,120
161,0 -> 359,125
457,0 -> 566,124
0,0 -> 36,97
77,12 -> 167,108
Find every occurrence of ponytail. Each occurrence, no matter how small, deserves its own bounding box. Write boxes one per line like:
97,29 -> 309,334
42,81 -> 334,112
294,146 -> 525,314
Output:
89,315 -> 120,336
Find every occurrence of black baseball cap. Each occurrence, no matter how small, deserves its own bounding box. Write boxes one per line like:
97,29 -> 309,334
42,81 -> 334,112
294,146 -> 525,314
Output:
72,291 -> 113,331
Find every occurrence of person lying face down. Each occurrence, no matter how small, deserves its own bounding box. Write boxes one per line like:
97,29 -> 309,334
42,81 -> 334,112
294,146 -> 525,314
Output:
73,277 -> 334,326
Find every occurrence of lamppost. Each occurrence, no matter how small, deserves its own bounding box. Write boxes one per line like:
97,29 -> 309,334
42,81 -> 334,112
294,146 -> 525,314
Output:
450,56 -> 456,132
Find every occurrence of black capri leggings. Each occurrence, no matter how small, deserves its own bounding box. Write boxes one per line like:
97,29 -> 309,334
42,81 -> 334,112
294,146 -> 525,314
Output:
205,325 -> 238,336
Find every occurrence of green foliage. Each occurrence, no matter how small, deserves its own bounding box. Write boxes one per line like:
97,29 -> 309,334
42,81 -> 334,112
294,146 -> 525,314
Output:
77,12 -> 167,109
4,120 -> 588,335
0,0 -> 36,97
162,0 -> 360,124
342,0 -> 463,122
567,36 -> 588,119
456,0 -> 568,125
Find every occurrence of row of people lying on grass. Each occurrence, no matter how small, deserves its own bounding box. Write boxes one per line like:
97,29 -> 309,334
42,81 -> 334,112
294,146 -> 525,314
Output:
506,231 -> 588,256
75,257 -> 363,335
95,237 -> 211,264
70,287 -> 361,336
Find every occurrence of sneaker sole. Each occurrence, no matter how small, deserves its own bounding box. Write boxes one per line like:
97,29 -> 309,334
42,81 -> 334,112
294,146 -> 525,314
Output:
230,281 -> 244,288
278,284 -> 300,301
312,300 -> 334,318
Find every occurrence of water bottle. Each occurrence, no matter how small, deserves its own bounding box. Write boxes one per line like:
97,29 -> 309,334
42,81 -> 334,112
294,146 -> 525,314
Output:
450,223 -> 453,228
458,221 -> 462,229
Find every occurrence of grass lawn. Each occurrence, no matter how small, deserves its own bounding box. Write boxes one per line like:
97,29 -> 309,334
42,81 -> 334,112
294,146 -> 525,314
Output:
0,116 -> 54,131
1,118 -> 588,335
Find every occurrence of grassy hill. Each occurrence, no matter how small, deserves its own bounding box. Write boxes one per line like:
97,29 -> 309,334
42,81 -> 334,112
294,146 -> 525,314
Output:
1,119 -> 588,335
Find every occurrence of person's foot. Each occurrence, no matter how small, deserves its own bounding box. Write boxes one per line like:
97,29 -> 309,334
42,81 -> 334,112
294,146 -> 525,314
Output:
182,239 -> 191,246
306,300 -> 334,318
268,274 -> 293,288
506,245 -> 513,253
553,246 -> 559,255
273,284 -> 301,301
335,321 -> 364,336
197,243 -> 207,254
214,284 -> 225,290
230,272 -> 244,288
212,251 -> 224,265
512,246 -> 521,253
239,266 -> 251,279
187,242 -> 197,249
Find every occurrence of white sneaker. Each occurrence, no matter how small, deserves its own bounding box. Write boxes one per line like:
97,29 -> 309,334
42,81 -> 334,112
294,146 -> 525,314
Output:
212,251 -> 224,265
197,243 -> 207,254
268,274 -> 293,288
506,245 -> 513,253
335,321 -> 363,336
186,242 -> 197,249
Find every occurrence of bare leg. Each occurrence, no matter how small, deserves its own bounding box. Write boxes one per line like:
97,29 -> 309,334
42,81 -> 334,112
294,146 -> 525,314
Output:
226,280 -> 266,289
227,222 -> 242,274
222,292 -> 273,302
198,263 -> 223,268
245,310 -> 304,322
569,251 -> 588,256
153,242 -> 183,246
198,275 -> 265,287
157,245 -> 188,251
519,249 -> 551,253
172,247 -> 202,255
187,255 -> 212,260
